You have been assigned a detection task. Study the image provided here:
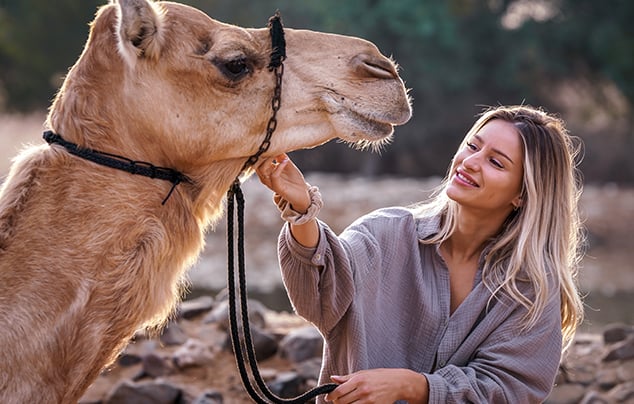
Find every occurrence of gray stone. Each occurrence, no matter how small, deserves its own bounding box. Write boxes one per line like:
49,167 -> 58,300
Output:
595,366 -> 619,390
178,295 -> 215,319
172,338 -> 215,369
603,323 -> 634,344
294,357 -> 322,382
105,380 -> 181,404
279,326 -> 323,364
579,390 -> 609,404
603,335 -> 634,362
267,371 -> 302,399
160,321 -> 188,346
606,381 -> 634,402
141,353 -> 174,378
616,360 -> 634,383
224,326 -> 278,361
204,299 -> 267,331
546,383 -> 586,404
117,352 -> 142,367
191,389 -> 224,404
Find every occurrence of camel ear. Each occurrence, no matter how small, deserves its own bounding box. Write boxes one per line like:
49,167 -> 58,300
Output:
115,0 -> 165,63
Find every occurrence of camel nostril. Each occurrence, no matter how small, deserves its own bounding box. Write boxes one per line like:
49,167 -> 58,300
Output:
352,54 -> 398,80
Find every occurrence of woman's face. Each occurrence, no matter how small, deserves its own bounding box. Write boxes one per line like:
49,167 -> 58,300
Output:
446,119 -> 524,216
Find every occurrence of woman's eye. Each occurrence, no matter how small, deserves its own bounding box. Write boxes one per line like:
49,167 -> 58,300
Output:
490,158 -> 503,168
466,142 -> 477,151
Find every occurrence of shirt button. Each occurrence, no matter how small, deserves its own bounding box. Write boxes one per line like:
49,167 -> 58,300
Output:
314,253 -> 321,261
438,361 -> 446,368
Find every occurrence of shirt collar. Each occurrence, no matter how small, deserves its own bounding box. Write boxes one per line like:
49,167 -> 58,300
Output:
416,213 -> 443,241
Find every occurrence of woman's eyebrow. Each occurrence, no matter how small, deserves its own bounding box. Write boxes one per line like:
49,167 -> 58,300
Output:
473,134 -> 515,164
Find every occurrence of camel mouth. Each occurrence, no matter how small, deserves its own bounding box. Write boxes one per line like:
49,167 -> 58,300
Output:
319,90 -> 409,149
338,107 -> 395,144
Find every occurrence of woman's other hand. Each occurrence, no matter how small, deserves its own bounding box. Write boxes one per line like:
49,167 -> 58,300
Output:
326,368 -> 429,404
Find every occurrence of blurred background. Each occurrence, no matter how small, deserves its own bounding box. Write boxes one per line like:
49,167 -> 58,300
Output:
0,0 -> 632,331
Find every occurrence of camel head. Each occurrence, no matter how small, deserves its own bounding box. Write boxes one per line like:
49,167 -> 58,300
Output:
47,0 -> 411,193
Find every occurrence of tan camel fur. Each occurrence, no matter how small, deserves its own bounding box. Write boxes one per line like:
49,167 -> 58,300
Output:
0,0 -> 411,401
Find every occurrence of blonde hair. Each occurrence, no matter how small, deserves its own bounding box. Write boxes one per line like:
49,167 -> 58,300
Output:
414,105 -> 585,350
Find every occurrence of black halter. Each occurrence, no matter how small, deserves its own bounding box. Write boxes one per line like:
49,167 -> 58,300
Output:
226,12 -> 337,404
42,131 -> 190,205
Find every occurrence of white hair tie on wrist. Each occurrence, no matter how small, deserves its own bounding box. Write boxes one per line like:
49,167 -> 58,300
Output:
274,184 -> 323,225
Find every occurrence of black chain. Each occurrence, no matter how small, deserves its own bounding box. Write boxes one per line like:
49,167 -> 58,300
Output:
239,63 -> 284,174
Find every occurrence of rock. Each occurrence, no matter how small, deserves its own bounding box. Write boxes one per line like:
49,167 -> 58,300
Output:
204,299 -> 268,331
117,352 -> 142,367
78,302 -> 633,404
294,357 -> 322,382
160,321 -> 188,346
546,383 -> 586,404
173,338 -> 216,369
191,389 -> 224,404
617,360 -> 634,383
606,380 -> 634,402
105,380 -> 181,404
595,366 -> 619,390
178,295 -> 215,319
224,325 -> 279,361
141,353 -> 174,378
579,390 -> 609,404
279,326 -> 323,364
603,335 -> 634,362
267,371 -> 303,399
603,323 -> 633,344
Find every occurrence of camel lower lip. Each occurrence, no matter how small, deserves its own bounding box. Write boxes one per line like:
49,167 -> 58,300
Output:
345,108 -> 394,139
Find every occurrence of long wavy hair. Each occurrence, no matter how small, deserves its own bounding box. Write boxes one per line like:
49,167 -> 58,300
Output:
414,105 -> 585,350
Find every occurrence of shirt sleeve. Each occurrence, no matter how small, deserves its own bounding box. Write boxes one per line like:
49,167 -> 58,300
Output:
277,207 -> 408,335
277,219 -> 356,334
425,290 -> 563,403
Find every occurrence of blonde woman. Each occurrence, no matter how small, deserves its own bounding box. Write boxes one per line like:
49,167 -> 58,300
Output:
256,105 -> 585,403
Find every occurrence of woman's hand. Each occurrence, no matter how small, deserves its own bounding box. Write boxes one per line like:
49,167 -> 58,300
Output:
256,153 -> 310,213
325,368 -> 429,404
256,154 -> 319,247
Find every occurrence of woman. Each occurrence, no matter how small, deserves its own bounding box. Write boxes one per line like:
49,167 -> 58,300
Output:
256,105 -> 585,403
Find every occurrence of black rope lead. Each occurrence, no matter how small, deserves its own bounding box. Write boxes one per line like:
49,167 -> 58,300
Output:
226,12 -> 336,403
227,181 -> 337,404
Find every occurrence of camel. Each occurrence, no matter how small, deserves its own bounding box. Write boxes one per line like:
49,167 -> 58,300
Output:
0,0 -> 411,402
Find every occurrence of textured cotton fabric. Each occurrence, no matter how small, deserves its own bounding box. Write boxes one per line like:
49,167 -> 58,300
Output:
278,207 -> 562,403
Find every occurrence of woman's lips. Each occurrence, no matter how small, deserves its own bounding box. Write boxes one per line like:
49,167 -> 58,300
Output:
455,169 -> 479,187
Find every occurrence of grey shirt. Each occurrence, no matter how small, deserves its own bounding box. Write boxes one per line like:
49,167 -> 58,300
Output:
278,207 -> 562,403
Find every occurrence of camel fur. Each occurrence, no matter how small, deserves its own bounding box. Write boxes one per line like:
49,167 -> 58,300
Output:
0,0 -> 411,401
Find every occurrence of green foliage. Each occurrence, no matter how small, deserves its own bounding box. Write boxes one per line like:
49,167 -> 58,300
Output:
0,0 -> 102,110
0,0 -> 632,182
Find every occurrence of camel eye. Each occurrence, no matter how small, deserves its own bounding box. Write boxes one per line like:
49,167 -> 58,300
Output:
217,57 -> 250,80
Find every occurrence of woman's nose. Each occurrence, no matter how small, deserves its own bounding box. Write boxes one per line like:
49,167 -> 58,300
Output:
462,152 -> 481,171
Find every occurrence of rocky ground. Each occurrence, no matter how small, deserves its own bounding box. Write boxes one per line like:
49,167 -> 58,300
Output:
76,293 -> 634,404
2,112 -> 633,403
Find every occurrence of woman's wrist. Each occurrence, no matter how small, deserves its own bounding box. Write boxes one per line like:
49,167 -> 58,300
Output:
274,184 -> 323,225
399,369 -> 429,404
